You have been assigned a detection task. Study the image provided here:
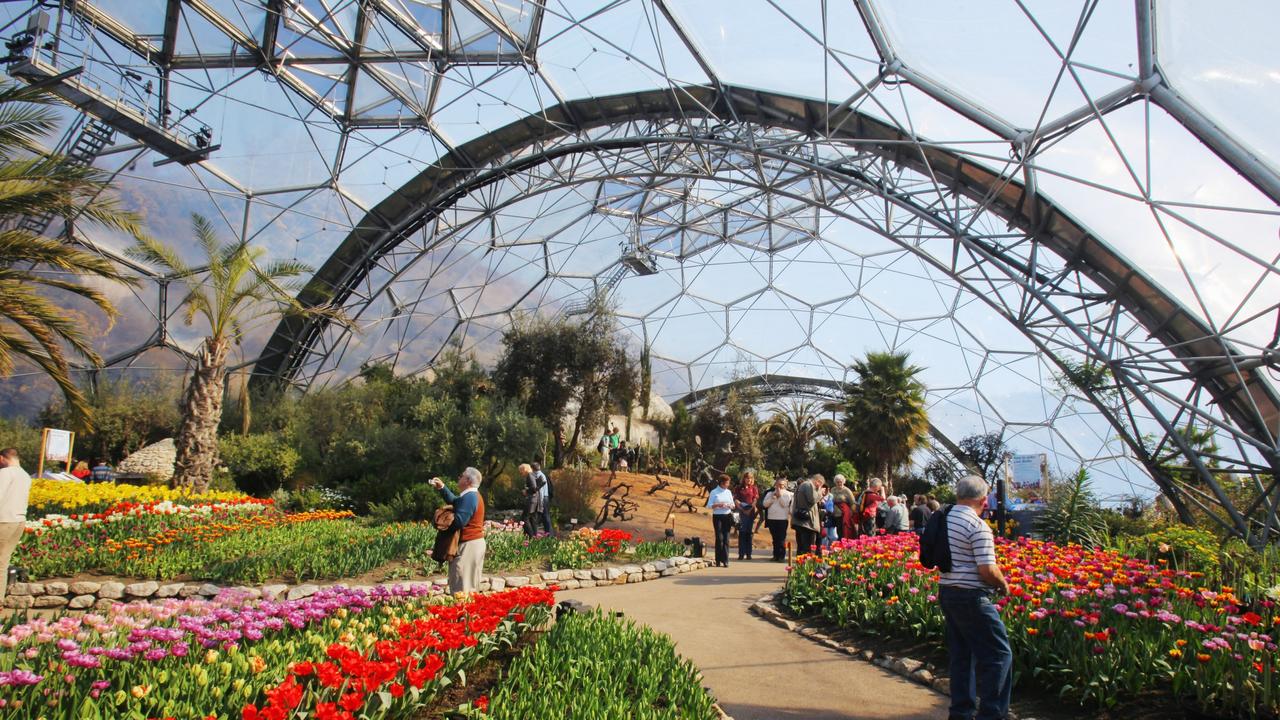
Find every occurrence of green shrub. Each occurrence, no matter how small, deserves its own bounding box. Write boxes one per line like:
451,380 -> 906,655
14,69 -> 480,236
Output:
220,432 -> 300,494
1037,467 -> 1107,546
482,610 -> 718,720
630,540 -> 685,563
367,482 -> 443,523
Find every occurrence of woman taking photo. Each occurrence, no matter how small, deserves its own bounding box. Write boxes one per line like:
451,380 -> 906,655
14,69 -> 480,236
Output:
705,473 -> 736,567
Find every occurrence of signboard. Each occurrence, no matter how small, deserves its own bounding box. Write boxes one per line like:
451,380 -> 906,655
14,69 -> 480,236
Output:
1009,453 -> 1046,490
38,428 -> 75,477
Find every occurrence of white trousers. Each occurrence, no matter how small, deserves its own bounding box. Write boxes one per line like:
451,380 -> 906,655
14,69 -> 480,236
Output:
449,538 -> 486,594
0,522 -> 24,598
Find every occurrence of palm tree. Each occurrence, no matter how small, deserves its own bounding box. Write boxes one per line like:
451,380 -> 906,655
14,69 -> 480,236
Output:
127,214 -> 332,491
841,350 -> 930,493
760,399 -> 839,475
0,84 -> 144,428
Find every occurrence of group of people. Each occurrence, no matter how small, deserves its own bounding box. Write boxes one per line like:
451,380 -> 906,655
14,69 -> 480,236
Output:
703,471 -> 946,565
66,459 -> 114,483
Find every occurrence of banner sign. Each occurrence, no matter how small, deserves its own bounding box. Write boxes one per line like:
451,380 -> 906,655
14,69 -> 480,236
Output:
1009,453 -> 1046,490
38,428 -> 75,477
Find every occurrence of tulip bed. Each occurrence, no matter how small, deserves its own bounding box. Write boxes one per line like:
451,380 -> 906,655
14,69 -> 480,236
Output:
0,584 -> 556,720
474,609 -> 719,720
785,534 -> 1278,717
27,480 -> 253,517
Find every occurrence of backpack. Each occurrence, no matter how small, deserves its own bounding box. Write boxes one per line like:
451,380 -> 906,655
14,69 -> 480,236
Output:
918,504 -> 955,572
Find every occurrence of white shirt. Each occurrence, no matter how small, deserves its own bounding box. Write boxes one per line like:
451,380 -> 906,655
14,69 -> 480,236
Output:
706,486 -> 735,515
0,465 -> 33,523
940,504 -> 997,590
762,488 -> 794,521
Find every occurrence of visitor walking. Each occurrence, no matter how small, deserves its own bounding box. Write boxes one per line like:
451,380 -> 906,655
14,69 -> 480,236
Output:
792,473 -> 824,555
939,475 -> 1012,720
734,470 -> 759,560
820,485 -> 838,550
597,430 -> 611,470
519,463 -> 543,537
858,477 -> 885,536
429,468 -> 487,593
910,493 -> 932,535
532,462 -> 552,535
0,448 -> 32,599
706,474 -> 735,567
883,495 -> 909,534
829,474 -> 856,539
762,477 -> 792,562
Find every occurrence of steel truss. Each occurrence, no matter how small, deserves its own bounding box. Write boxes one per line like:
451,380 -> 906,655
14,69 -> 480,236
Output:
253,87 -> 1279,543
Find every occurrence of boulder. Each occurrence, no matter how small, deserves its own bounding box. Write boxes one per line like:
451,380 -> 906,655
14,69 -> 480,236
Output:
125,581 -> 159,598
156,583 -> 185,598
488,577 -> 506,591
642,571 -> 659,581
6,582 -> 40,596
69,581 -> 101,595
197,583 -> 221,597
44,581 -> 69,596
559,579 -> 580,590
98,582 -> 125,599
590,568 -> 608,581
178,585 -> 203,597
68,595 -> 95,610
33,595 -> 69,608
3,595 -> 33,609
286,584 -> 319,601
116,439 -> 176,481
94,598 -> 117,610
573,570 -> 592,581
604,568 -> 623,581
505,576 -> 529,588
661,568 -> 678,577
556,569 -> 575,581
626,573 -> 643,583
261,585 -> 288,601
540,571 -> 559,582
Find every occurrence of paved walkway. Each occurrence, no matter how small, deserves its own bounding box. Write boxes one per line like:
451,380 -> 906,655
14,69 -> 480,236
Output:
563,559 -> 948,720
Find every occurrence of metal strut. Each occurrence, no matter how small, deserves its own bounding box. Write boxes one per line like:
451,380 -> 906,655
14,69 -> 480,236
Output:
18,116 -> 116,236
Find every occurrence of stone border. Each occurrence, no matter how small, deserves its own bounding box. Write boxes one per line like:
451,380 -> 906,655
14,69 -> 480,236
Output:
749,592 -> 1039,720
4,556 -> 711,611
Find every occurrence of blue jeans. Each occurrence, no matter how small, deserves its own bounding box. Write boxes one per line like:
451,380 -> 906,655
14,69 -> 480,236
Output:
939,586 -> 1012,720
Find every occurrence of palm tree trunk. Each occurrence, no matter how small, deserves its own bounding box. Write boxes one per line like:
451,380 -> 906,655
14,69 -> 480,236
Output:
172,337 -> 229,493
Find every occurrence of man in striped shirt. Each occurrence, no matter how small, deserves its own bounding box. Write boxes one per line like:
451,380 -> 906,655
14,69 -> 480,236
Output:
939,475 -> 1012,720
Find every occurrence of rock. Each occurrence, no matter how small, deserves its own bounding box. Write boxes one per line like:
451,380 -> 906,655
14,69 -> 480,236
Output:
556,569 -> 575,581
69,581 -> 101,595
98,582 -> 125,599
798,626 -> 821,638
477,580 -> 490,591
3,595 -> 33,609
642,571 -> 659,581
604,568 -> 623,580
661,568 -> 678,577
68,595 -> 95,610
911,669 -> 935,686
622,564 -> 643,575
229,586 -> 262,600
578,580 -> 596,588
676,565 -> 689,573
572,570 -> 592,581
559,579 -> 580,590
505,576 -> 529,588
540,571 -> 559,582
178,585 -> 203,597
43,581 -> 69,596
94,598 -> 117,610
861,649 -> 875,661
286,584 -> 319,601
116,438 -> 177,482
614,574 -> 628,585
125,581 -> 159,598
261,584 -> 288,601
892,658 -> 924,676
488,577 -> 505,591
627,573 -> 643,583
33,595 -> 68,608
590,568 -> 607,580
6,582 -> 40,596
672,556 -> 688,566
641,563 -> 657,573
197,583 -> 221,597
652,561 -> 667,572
155,582 -> 184,598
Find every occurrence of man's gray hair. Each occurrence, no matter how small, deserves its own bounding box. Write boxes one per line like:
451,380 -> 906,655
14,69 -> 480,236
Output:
955,475 -> 989,500
833,474 -> 846,484
460,466 -> 483,488
810,473 -> 825,485
869,477 -> 883,489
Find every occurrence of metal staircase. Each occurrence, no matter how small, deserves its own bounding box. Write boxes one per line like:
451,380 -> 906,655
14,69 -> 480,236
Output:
18,115 -> 116,236
564,263 -> 630,316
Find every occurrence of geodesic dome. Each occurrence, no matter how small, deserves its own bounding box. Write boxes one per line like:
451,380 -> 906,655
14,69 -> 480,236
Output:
2,1 -> 1277,540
